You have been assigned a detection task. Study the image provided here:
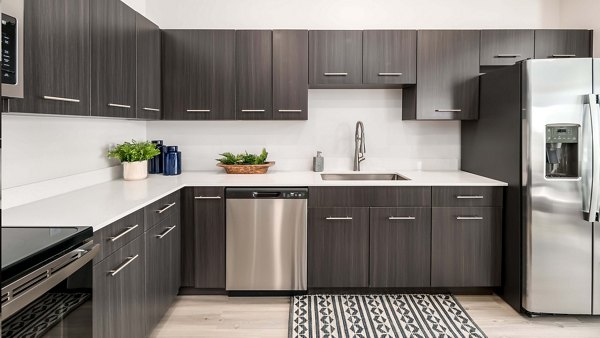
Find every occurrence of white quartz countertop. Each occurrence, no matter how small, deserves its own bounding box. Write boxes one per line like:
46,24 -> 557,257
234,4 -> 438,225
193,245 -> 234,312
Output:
2,170 -> 506,232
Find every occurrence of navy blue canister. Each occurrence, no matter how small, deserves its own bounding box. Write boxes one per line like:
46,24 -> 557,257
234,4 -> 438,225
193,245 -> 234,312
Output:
163,146 -> 180,176
148,140 -> 163,174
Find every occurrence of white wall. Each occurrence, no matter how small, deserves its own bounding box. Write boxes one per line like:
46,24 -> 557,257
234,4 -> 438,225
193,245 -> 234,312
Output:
122,0 -> 147,17
559,0 -> 600,57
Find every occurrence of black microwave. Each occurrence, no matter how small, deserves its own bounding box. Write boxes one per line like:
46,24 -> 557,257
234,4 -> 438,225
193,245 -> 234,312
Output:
1,0 -> 23,98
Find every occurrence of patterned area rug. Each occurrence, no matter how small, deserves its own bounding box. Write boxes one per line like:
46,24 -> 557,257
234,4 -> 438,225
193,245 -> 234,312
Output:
289,294 -> 486,338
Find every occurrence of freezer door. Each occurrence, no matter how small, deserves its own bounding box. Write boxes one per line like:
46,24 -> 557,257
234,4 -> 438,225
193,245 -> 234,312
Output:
522,58 -> 594,315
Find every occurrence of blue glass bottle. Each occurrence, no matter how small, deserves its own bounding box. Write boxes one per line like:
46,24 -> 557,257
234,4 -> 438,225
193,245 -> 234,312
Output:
163,146 -> 180,176
148,140 -> 163,174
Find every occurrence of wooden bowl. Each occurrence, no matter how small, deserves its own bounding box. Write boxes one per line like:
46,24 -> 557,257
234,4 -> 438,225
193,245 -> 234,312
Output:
217,162 -> 275,174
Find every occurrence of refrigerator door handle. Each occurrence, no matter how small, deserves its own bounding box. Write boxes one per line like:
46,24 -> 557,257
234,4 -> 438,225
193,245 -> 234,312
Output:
587,94 -> 600,222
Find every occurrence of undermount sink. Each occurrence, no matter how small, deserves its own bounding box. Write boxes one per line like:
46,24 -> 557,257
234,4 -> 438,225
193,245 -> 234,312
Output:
320,173 -> 410,181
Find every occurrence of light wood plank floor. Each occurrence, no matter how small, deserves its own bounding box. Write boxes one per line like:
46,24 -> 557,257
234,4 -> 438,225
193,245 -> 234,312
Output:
150,294 -> 600,338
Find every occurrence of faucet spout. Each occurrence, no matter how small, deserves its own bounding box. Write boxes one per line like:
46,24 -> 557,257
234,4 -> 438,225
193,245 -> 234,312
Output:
354,121 -> 366,171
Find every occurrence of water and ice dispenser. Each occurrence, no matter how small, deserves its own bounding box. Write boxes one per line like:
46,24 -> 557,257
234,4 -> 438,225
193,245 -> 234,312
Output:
545,125 -> 579,178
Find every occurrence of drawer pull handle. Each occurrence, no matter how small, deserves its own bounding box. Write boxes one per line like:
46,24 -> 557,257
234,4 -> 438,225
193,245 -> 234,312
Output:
143,107 -> 160,112
326,217 -> 353,220
456,195 -> 484,199
495,54 -> 521,58
108,254 -> 139,276
241,109 -> 266,113
156,225 -> 177,239
435,109 -> 462,112
107,224 -> 139,242
108,103 -> 131,109
42,95 -> 80,103
378,72 -> 403,76
551,54 -> 576,58
155,202 -> 176,214
187,109 -> 210,112
278,109 -> 302,113
456,216 -> 484,220
324,72 -> 348,76
194,196 -> 222,200
388,216 -> 416,220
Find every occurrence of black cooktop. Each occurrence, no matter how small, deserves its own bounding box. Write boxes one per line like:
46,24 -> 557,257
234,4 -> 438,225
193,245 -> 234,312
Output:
1,226 -> 93,287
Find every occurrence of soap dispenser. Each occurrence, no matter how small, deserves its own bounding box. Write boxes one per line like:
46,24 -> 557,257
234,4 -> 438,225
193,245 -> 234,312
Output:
313,151 -> 324,172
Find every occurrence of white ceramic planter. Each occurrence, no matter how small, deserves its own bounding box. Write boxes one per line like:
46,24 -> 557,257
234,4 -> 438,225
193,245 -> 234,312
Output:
122,160 -> 148,181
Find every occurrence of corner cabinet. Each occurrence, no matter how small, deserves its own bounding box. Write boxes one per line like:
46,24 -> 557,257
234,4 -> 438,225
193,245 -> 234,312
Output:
90,0 -> 137,118
403,30 -> 480,120
534,30 -> 592,59
135,14 -> 161,119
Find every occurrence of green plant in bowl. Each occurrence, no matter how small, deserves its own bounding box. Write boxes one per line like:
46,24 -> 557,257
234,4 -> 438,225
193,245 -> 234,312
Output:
217,148 -> 269,165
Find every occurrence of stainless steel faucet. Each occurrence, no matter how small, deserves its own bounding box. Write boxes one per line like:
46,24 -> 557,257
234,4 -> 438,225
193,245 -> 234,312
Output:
354,121 -> 366,171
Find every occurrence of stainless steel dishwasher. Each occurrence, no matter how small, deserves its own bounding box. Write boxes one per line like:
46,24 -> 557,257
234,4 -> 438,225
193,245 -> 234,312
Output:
226,187 -> 307,292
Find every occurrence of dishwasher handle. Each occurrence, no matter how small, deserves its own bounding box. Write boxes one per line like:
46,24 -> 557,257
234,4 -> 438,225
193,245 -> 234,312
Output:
252,192 -> 281,198
226,187 -> 308,199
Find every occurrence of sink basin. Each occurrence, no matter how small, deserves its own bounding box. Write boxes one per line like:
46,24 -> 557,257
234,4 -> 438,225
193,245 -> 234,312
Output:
320,173 -> 410,181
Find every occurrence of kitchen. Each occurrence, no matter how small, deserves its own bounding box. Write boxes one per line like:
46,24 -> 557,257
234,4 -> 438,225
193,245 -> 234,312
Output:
2,0 -> 600,337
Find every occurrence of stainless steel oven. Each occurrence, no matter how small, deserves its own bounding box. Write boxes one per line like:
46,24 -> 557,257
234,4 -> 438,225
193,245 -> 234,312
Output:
1,0 -> 24,98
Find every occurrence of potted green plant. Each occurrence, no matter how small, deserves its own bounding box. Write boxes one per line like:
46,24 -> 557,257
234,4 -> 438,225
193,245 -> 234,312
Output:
216,148 -> 274,174
107,140 -> 161,181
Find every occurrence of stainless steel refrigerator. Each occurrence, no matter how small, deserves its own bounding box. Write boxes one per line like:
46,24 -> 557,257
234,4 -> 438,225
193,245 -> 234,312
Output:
462,58 -> 600,315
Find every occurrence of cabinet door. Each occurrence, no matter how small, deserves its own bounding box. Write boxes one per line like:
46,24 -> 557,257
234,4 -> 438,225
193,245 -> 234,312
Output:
309,30 -> 362,86
534,30 -> 591,59
10,0 -> 90,115
308,207 -> 369,288
145,214 -> 180,333
236,30 -> 273,120
403,30 -> 480,120
363,30 -> 417,85
273,30 -> 308,120
162,30 -> 235,120
181,187 -> 225,289
93,235 -> 145,338
136,14 -> 161,119
90,0 -> 136,118
480,30 -> 534,66
370,208 -> 431,287
431,207 -> 502,287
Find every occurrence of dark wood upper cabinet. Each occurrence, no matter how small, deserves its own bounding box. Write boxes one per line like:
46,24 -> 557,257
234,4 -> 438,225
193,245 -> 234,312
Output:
480,30 -> 534,66
309,30 -> 363,87
273,30 -> 308,120
534,30 -> 592,59
362,30 -> 417,85
90,0 -> 137,118
403,30 -> 480,120
236,30 -> 273,120
135,14 -> 161,120
370,207 -> 431,287
162,30 -> 236,120
10,0 -> 90,116
308,207 -> 369,288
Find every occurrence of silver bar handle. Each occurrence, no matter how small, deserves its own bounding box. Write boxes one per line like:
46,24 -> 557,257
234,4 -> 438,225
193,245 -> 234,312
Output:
42,95 -> 80,103
194,196 -> 222,200
388,216 -> 416,220
456,216 -> 484,220
552,54 -> 576,58
155,202 -> 176,214
108,103 -> 131,109
324,72 -> 348,76
495,54 -> 521,58
435,109 -> 462,112
156,225 -> 177,239
587,94 -> 600,221
107,224 -> 139,242
108,255 -> 139,276
241,109 -> 266,112
187,109 -> 210,112
143,107 -> 160,112
456,195 -> 484,199
278,109 -> 302,113
378,72 -> 402,76
326,217 -> 353,220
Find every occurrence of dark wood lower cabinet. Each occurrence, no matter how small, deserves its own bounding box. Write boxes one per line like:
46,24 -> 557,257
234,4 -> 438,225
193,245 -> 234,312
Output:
93,235 -> 145,338
369,207 -> 431,287
308,207 -> 369,288
431,207 -> 502,287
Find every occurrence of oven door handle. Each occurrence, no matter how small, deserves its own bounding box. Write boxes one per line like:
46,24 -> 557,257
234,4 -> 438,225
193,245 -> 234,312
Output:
0,242 -> 100,321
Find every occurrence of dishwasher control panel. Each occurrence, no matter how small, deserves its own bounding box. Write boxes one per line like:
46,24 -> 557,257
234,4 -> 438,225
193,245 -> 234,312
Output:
226,187 -> 308,199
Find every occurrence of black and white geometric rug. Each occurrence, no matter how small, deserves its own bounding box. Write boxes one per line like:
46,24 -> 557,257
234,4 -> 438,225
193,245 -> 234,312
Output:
289,294 -> 486,338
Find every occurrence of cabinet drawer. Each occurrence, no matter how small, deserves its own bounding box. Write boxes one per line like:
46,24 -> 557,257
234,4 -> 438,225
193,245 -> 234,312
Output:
144,190 -> 181,231
309,186 -> 431,208
93,208 -> 144,264
432,186 -> 503,207
431,207 -> 502,287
